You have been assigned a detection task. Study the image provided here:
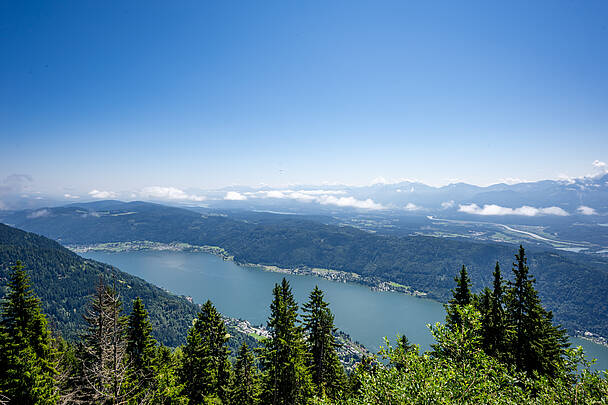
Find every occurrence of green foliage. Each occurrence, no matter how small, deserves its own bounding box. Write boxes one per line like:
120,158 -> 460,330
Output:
505,245 -> 569,378
231,343 -> 260,405
151,345 -> 188,404
322,306 -> 608,405
179,300 -> 232,404
445,264 -> 472,329
0,223 -> 199,346
302,286 -> 347,400
260,278 -> 313,405
480,262 -> 507,359
126,297 -> 157,402
0,261 -> 58,404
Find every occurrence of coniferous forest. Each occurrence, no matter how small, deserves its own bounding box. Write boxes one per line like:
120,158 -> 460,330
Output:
1,246 -> 607,404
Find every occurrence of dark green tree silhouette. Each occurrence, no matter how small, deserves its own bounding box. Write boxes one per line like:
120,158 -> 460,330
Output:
480,262 -> 507,359
302,286 -> 346,399
231,343 -> 259,405
180,300 -> 231,404
445,265 -> 472,330
261,278 -> 312,404
126,297 -> 157,401
505,245 -> 569,377
0,261 -> 58,404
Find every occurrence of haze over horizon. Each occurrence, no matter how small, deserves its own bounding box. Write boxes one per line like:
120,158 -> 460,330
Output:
2,1 -> 607,200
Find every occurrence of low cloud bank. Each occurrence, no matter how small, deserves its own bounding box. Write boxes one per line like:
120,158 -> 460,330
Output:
27,209 -> 50,219
225,189 -> 384,209
89,190 -> 118,199
577,206 -> 597,215
224,191 -> 247,201
459,203 -> 569,216
404,203 -> 422,211
318,195 -> 384,210
141,186 -> 205,202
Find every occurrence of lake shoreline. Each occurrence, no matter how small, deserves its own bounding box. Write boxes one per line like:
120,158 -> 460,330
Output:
68,240 -> 430,297
69,240 -> 608,348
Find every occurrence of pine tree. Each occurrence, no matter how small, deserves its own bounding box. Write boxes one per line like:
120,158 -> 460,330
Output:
445,265 -> 472,330
0,261 -> 58,404
231,343 -> 259,405
261,278 -> 312,405
302,286 -> 346,400
126,297 -> 157,402
504,245 -> 569,377
77,278 -> 132,403
179,300 -> 231,404
480,262 -> 507,359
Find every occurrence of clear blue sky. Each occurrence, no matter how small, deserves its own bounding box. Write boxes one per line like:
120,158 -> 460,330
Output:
1,0 -> 607,195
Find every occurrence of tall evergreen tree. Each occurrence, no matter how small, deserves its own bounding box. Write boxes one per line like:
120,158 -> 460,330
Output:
0,261 -> 58,404
77,278 -> 132,403
179,300 -> 231,404
261,278 -> 312,405
505,245 -> 569,377
445,265 -> 472,330
126,297 -> 157,402
231,343 -> 259,405
302,286 -> 346,399
480,262 -> 507,359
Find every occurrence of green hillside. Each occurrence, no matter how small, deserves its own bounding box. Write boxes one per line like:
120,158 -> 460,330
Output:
4,201 -> 608,338
0,222 -> 255,350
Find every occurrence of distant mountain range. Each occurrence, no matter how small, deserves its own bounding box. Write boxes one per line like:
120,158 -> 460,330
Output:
2,200 -> 608,339
2,174 -> 607,217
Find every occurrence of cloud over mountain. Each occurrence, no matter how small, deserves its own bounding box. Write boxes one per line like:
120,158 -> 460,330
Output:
458,203 -> 569,216
224,191 -> 247,201
577,206 -> 597,215
88,190 -> 118,199
140,186 -> 206,202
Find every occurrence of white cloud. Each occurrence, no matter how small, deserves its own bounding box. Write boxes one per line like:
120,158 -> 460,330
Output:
371,177 -> 419,185
140,186 -> 205,202
64,193 -> 80,199
224,191 -> 247,201
89,189 -> 118,199
592,160 -> 606,170
27,209 -> 50,219
577,205 -> 597,215
318,196 -> 385,210
441,200 -> 455,209
264,190 -> 287,199
404,203 -> 422,211
458,203 -> 569,216
500,178 -> 529,185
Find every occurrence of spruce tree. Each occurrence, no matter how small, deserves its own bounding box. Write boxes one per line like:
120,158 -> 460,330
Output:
0,261 -> 58,404
231,343 -> 259,405
445,265 -> 472,330
505,245 -> 569,377
302,286 -> 346,399
179,300 -> 231,404
261,278 -> 312,405
481,262 -> 507,359
78,278 -> 131,403
126,297 -> 157,402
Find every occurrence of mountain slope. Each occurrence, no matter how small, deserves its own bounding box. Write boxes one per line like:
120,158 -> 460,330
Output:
0,222 -> 249,348
3,201 -> 608,338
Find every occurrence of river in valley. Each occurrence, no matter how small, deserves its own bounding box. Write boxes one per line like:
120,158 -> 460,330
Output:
81,250 -> 608,371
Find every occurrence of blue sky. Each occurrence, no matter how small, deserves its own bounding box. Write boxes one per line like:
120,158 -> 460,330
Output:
1,0 -> 607,196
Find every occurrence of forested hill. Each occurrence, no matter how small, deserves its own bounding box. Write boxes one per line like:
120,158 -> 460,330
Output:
3,200 -> 608,338
0,222 -> 201,346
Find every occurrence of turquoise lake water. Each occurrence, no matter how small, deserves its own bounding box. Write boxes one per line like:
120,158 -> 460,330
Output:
81,250 -> 607,371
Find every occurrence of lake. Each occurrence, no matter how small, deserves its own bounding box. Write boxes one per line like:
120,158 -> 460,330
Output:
81,250 -> 608,371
